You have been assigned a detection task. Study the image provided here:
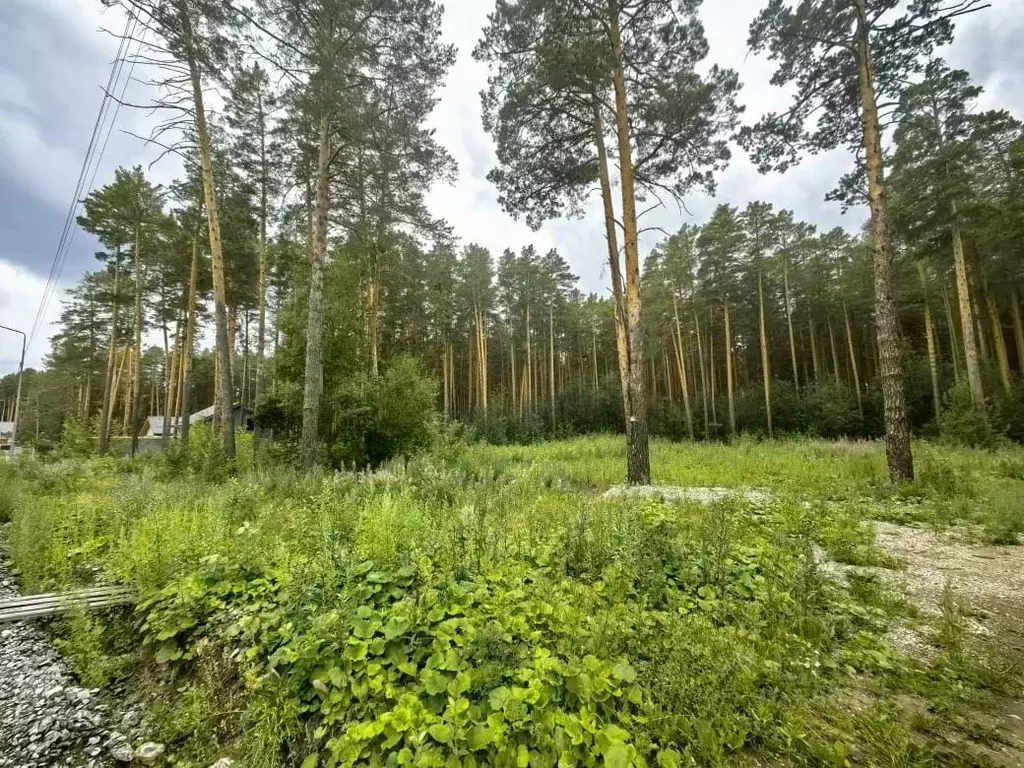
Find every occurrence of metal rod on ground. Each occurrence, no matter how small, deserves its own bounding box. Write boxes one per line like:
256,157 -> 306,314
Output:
0,324 -> 26,449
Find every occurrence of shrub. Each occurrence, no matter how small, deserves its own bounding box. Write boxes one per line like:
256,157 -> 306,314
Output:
940,383 -> 1004,448
329,356 -> 438,470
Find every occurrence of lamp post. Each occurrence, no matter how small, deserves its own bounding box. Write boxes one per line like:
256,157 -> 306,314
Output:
0,324 -> 26,451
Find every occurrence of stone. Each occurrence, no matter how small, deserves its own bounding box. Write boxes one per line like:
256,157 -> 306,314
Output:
109,741 -> 134,763
137,741 -> 166,764
43,685 -> 64,698
209,760 -> 235,768
121,709 -> 142,729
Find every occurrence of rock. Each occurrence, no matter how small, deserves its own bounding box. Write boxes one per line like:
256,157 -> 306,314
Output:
121,708 -> 142,729
136,741 -> 167,764
209,759 -> 235,768
109,740 -> 134,762
43,685 -> 64,698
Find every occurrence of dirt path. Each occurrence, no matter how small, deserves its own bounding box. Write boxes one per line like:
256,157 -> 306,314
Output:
871,522 -> 1024,767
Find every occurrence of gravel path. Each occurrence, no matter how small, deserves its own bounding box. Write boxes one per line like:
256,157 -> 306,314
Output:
0,553 -> 131,768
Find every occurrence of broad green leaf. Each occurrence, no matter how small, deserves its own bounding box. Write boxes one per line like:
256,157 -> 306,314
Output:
428,723 -> 453,744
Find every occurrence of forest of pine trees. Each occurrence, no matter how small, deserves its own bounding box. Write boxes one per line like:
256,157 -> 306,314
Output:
2,0 -> 1022,481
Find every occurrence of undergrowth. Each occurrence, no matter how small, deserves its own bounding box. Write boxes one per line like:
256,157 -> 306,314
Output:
0,435 -> 1021,766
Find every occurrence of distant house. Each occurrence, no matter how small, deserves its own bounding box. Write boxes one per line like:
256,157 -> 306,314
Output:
0,421 -> 14,452
142,404 -> 252,437
144,416 -> 182,438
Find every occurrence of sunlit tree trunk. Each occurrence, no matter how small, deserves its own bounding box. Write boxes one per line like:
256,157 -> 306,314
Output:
981,271 -> 1011,394
855,0 -> 912,480
609,12 -> 651,483
827,315 -> 841,387
1011,287 -> 1024,376
548,306 -> 555,428
129,226 -> 144,456
181,2 -> 233,459
940,275 -> 962,383
951,211 -> 985,409
917,263 -> 942,424
808,311 -> 821,381
783,254 -> 799,395
98,255 -> 121,455
757,271 -> 772,437
724,302 -> 736,437
694,309 -> 709,439
843,302 -> 864,420
671,296 -> 693,438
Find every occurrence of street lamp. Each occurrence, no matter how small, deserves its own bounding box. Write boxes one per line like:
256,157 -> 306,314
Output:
0,324 -> 26,451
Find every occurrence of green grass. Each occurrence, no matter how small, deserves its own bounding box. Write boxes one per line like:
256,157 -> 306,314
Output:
0,434 -> 1021,766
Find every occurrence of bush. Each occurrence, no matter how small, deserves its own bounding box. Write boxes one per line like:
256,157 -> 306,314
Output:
329,356 -> 438,470
60,417 -> 95,458
940,383 -> 1004,448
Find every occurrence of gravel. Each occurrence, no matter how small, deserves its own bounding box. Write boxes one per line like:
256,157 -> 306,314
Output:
0,553 -> 148,767
602,485 -> 772,505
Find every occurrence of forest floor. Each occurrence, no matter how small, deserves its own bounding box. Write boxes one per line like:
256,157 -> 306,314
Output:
1,434 -> 1023,766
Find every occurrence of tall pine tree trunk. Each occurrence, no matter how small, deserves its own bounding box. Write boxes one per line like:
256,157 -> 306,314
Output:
784,255 -> 799,394
981,270 -> 1011,394
609,11 -> 651,484
300,115 -> 331,469
917,261 -> 942,424
724,303 -> 736,437
694,309 -> 709,439
181,235 -> 200,448
757,271 -> 772,438
940,276 -> 962,382
827,315 -> 841,387
592,97 -> 633,453
368,272 -> 380,377
855,0 -> 912,481
672,296 -> 693,438
1011,287 -> 1024,375
182,1 -> 234,459
548,306 -> 555,429
843,302 -> 864,420
951,210 -> 985,409
809,311 -> 821,381
129,226 -> 144,456
98,257 -> 121,455
255,90 -> 269,408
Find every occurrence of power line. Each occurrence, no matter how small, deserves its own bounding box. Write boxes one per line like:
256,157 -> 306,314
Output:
27,10 -> 142,349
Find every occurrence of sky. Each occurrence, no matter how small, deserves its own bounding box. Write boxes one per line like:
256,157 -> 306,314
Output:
1,0 -> 1022,372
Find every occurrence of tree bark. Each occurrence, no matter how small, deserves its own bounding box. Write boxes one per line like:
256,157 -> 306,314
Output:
592,98 -> 632,443
724,302 -> 736,437
98,256 -> 121,455
978,263 -> 1011,393
843,302 -> 864,420
827,315 -> 841,387
1011,287 -> 1024,375
300,114 -> 331,470
856,0 -> 913,481
783,254 -> 799,394
694,309 -> 710,439
180,234 -> 200,448
548,306 -> 555,429
757,270 -> 773,437
940,275 -> 962,383
608,10 -> 650,484
951,211 -> 985,409
255,88 -> 269,408
182,0 -> 234,459
809,311 -> 821,381
917,262 -> 942,424
129,225 -> 144,456
672,295 -> 693,438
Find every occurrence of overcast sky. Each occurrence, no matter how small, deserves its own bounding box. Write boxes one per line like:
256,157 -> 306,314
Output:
2,0 -> 1022,371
